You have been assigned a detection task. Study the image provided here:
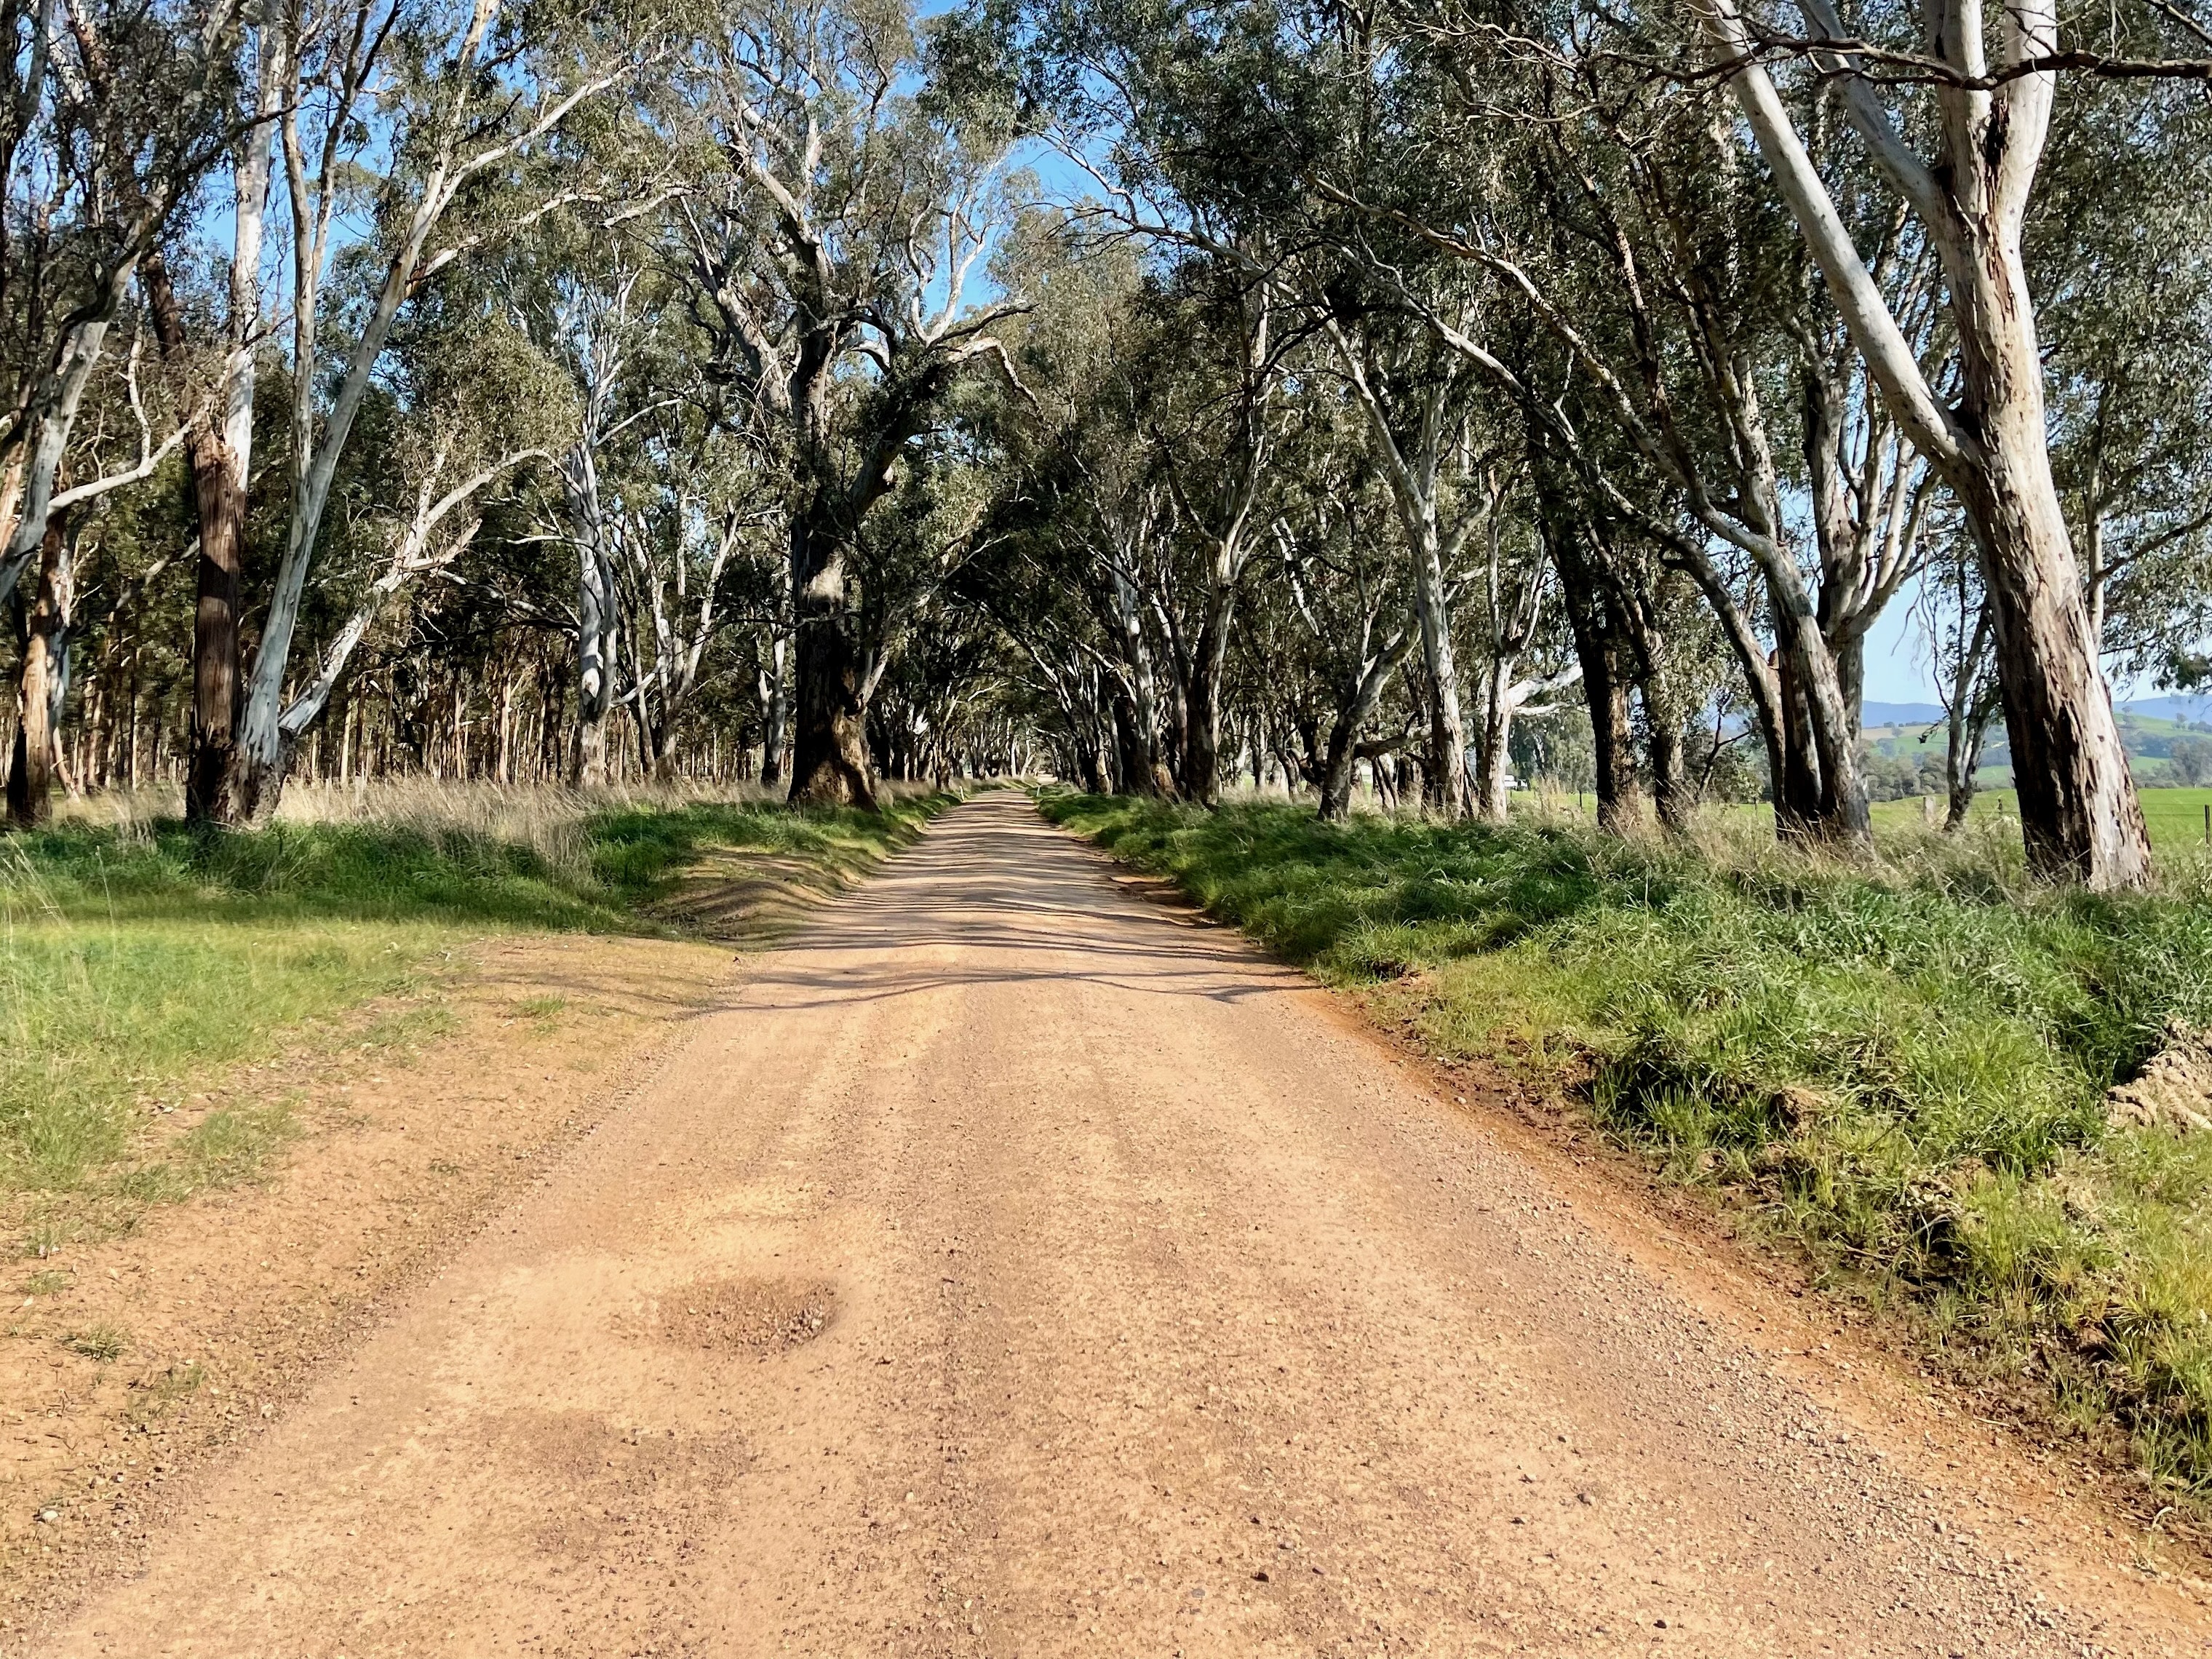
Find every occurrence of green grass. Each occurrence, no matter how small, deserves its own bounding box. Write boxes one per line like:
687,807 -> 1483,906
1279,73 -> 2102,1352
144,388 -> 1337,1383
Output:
1,789 -> 950,1206
60,1324 -> 125,1362
1042,792 -> 2212,1502
1871,787 -> 2212,852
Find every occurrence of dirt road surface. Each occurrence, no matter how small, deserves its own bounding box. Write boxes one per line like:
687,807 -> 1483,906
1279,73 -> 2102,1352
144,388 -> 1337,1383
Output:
40,794 -> 2212,1656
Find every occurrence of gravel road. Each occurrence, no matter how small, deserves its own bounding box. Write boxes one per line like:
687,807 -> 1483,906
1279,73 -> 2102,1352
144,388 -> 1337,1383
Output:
45,793 -> 2212,1656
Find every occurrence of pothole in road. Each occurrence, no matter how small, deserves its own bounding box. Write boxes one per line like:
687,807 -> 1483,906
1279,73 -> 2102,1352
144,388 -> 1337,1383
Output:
657,1276 -> 837,1355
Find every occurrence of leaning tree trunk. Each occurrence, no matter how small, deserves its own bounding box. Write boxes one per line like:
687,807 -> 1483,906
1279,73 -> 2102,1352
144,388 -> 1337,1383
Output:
1930,98 -> 2147,883
1704,12 -> 2149,887
1318,621 -> 1419,822
0,299 -> 119,610
786,512 -> 875,809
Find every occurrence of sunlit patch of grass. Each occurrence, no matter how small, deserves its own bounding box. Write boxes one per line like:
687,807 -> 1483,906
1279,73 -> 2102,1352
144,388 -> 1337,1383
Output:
1042,792 -> 2212,1502
1,785 -> 958,1211
512,994 -> 570,1033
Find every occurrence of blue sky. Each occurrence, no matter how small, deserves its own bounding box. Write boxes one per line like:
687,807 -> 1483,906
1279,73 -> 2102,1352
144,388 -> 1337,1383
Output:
1862,578 -> 1937,703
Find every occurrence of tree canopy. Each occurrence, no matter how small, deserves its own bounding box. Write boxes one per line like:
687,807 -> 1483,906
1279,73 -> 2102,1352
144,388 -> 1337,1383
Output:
3,0 -> 2209,886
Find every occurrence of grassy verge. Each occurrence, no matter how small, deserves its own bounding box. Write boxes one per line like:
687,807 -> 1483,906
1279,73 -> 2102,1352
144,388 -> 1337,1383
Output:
1041,792 -> 2212,1505
3,786 -> 950,1206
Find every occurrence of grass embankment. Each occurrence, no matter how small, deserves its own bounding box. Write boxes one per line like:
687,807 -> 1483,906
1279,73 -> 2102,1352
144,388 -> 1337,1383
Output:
3,784 -> 948,1209
1042,793 -> 2212,1503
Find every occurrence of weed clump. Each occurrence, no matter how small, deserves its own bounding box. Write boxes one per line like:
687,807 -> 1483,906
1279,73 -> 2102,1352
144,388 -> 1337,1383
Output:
61,1324 -> 125,1362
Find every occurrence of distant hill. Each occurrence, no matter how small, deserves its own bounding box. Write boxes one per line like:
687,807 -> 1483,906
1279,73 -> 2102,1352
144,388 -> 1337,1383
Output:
2124,693 -> 2212,726
1861,701 -> 1948,730
1856,691 -> 2209,785
1861,694 -> 2207,731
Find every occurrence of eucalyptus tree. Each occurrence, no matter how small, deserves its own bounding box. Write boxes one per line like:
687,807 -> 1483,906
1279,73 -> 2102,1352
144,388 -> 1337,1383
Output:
1311,5 -> 1907,847
1129,263 -> 1287,804
0,294 -> 196,822
272,307 -> 573,749
2032,87 -> 2212,683
224,0 -> 641,818
1308,306 -> 1494,818
0,0 -> 247,610
669,0 -> 1029,808
496,225 -> 679,784
1466,465 -> 1580,822
989,222 -> 1180,795
1680,0 -> 2208,886
143,20 -> 284,821
1257,386 -> 1420,819
618,439 -> 774,781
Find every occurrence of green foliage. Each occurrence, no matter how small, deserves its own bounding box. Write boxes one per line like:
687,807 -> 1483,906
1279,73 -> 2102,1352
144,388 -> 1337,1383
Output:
1044,793 -> 2212,1497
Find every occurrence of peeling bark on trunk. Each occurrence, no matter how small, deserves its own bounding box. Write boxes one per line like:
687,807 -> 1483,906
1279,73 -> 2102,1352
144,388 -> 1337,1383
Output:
147,247 -> 254,823
182,434 -> 247,819
7,514 -> 72,827
760,629 -> 789,787
1964,444 -> 2147,881
146,35 -> 279,824
1476,672 -> 1516,822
